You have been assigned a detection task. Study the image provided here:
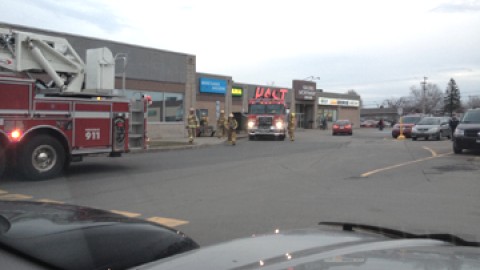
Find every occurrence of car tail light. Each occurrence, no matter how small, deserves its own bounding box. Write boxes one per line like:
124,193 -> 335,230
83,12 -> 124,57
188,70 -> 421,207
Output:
333,124 -> 339,129
345,124 -> 352,129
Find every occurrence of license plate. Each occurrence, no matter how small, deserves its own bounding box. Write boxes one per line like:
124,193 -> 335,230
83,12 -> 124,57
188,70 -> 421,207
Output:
340,127 -> 344,129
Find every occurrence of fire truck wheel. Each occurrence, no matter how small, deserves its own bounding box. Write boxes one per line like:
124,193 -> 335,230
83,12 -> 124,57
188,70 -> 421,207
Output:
18,135 -> 65,180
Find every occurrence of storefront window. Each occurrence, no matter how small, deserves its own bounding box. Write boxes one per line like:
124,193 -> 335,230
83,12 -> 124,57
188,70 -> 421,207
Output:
165,92 -> 184,122
318,108 -> 337,122
124,90 -> 184,122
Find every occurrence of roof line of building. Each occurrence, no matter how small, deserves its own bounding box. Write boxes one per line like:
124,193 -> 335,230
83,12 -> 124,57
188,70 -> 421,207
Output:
0,22 -> 195,58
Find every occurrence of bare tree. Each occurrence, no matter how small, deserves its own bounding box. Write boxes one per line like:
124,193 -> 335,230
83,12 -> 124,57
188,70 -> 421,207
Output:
381,96 -> 412,111
382,83 -> 443,114
409,83 -> 444,114
466,95 -> 480,109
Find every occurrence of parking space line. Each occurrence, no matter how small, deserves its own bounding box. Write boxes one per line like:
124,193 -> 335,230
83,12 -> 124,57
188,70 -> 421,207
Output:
147,216 -> 189,227
0,193 -> 33,200
110,210 -> 141,218
36,199 -> 65,204
0,189 -> 189,228
422,146 -> 438,157
361,152 -> 452,177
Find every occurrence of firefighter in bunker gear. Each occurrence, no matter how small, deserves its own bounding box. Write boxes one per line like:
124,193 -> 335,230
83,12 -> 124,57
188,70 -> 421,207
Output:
217,110 -> 226,139
200,112 -> 209,136
226,113 -> 238,145
288,112 -> 296,141
186,107 -> 199,144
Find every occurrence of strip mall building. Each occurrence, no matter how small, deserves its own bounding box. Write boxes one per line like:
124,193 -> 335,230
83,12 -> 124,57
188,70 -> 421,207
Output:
2,23 -> 361,137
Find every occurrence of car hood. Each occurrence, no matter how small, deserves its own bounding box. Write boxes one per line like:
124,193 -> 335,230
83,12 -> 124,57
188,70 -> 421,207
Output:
0,200 -> 198,270
136,225 -> 480,270
457,123 -> 480,129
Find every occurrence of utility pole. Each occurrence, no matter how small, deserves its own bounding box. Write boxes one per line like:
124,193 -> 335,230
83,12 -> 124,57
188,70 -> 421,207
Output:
421,76 -> 427,114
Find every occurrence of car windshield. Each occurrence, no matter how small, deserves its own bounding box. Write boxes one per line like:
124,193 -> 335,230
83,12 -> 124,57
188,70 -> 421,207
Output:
462,110 -> 480,123
417,117 -> 441,125
249,104 -> 284,114
401,116 -> 422,124
1,1 -> 480,269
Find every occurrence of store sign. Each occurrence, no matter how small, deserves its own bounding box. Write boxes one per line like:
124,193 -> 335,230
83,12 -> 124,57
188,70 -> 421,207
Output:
318,97 -> 360,107
293,81 -> 316,101
254,87 -> 288,100
232,87 -> 243,97
199,77 -> 227,94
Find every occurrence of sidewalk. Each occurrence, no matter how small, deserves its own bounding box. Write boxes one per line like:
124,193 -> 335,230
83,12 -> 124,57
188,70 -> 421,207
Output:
141,132 -> 248,152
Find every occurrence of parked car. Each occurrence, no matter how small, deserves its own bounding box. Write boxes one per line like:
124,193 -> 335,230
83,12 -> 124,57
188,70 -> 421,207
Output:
0,201 -> 199,270
453,108 -> 480,154
360,119 -> 378,128
137,222 -> 480,270
411,117 -> 451,141
391,115 -> 423,138
332,119 -> 353,135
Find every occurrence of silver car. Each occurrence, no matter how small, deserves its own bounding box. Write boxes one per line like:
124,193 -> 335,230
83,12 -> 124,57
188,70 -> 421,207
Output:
411,117 -> 451,141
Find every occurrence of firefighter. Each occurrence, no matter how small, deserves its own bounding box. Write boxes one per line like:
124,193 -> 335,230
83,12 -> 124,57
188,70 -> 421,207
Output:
217,109 -> 226,139
226,113 -> 238,145
186,107 -> 199,144
200,112 -> 209,136
288,112 -> 296,141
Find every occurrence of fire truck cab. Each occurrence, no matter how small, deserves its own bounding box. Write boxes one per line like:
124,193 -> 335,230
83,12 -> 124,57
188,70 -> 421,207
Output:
247,98 -> 287,141
0,28 -> 148,180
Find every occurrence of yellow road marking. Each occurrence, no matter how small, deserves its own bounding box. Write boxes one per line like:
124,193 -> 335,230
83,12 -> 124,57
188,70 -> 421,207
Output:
0,190 -> 189,227
422,146 -> 438,157
147,216 -> 189,227
36,199 -> 65,204
0,193 -> 33,200
361,152 -> 452,177
110,210 -> 141,218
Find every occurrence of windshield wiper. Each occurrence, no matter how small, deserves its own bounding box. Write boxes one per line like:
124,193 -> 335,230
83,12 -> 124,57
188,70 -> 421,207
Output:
319,222 -> 480,247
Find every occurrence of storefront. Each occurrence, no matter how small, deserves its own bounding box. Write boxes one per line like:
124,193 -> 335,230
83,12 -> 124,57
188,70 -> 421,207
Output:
291,80 -> 361,129
317,93 -> 361,128
293,80 -> 317,129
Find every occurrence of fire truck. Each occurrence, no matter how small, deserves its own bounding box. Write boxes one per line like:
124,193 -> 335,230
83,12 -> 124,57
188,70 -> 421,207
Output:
247,98 -> 287,140
0,28 -> 148,180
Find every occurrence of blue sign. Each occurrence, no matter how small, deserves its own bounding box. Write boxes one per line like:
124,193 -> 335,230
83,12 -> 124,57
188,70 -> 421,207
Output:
199,78 -> 227,94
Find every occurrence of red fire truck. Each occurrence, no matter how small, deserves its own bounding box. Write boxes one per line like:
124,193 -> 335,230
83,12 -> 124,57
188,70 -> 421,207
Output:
0,28 -> 148,180
247,98 -> 287,141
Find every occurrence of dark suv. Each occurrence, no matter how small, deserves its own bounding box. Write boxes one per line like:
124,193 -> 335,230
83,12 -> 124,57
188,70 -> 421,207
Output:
453,108 -> 480,154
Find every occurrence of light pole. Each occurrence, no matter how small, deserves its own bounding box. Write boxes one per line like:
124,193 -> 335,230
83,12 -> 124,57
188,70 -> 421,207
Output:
421,76 -> 427,114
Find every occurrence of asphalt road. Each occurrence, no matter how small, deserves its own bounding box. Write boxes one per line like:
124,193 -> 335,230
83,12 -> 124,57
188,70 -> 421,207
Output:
1,128 -> 480,246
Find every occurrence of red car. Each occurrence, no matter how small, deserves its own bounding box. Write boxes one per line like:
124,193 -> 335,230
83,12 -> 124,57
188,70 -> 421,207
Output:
332,120 -> 353,135
391,115 -> 423,138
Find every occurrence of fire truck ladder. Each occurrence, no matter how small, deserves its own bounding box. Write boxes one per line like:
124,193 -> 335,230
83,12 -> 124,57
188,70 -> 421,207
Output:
129,99 -> 146,150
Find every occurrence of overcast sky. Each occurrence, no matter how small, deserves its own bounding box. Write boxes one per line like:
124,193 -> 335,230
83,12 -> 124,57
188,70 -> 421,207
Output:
2,0 -> 479,107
